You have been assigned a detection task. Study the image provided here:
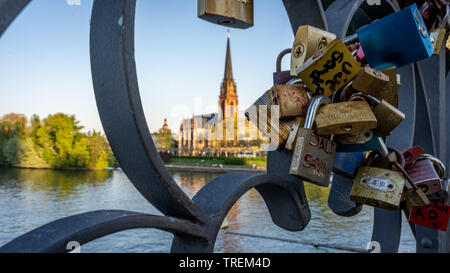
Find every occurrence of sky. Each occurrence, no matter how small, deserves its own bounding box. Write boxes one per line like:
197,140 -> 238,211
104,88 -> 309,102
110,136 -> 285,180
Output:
0,0 -> 295,133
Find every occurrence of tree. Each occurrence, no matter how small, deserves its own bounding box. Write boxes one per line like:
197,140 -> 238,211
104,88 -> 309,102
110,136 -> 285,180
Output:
3,136 -> 47,168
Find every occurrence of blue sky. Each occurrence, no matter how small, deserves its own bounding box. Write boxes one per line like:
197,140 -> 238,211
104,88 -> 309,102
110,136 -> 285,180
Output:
0,0 -> 295,133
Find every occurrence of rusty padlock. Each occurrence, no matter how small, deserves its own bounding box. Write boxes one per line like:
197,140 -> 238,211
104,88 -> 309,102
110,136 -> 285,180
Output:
350,139 -> 407,210
289,96 -> 337,187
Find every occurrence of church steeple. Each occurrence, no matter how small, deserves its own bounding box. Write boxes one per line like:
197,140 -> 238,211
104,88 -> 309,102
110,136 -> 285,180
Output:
218,30 -> 238,146
224,30 -> 233,81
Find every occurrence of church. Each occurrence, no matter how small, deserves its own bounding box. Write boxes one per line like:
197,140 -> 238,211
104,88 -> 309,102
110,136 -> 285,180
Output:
178,32 -> 266,157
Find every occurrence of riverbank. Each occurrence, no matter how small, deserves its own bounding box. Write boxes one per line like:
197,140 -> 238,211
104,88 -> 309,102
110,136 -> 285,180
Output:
166,163 -> 265,174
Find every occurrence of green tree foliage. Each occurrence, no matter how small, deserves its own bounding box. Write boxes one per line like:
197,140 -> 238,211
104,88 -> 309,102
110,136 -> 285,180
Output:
0,113 -> 117,169
154,127 -> 176,150
3,136 -> 48,168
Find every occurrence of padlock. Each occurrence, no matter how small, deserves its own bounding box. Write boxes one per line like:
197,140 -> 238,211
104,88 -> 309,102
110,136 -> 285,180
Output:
349,92 -> 405,137
429,28 -> 447,55
333,151 -> 366,179
314,100 -> 377,136
197,0 -> 253,29
379,66 -> 400,108
355,3 -> 434,69
285,116 -> 306,151
408,202 -> 450,231
335,130 -> 380,153
296,39 -> 361,97
352,66 -> 390,95
289,96 -> 337,187
350,165 -> 406,210
372,137 -> 430,206
244,90 -> 296,150
273,49 -> 297,85
270,84 -> 309,118
351,66 -> 399,108
402,145 -> 425,166
405,154 -> 446,195
290,25 -> 336,76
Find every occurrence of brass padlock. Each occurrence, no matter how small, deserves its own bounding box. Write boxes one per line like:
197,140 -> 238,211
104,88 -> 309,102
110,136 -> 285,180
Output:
352,66 -> 390,95
245,90 -> 297,150
289,96 -> 337,187
351,166 -> 406,210
285,116 -> 306,150
198,0 -> 253,29
314,100 -> 377,136
290,25 -> 336,76
296,39 -> 361,97
350,92 -> 405,137
379,66 -> 400,108
371,137 -> 430,207
335,130 -> 375,145
430,28 -> 447,55
270,84 -> 309,118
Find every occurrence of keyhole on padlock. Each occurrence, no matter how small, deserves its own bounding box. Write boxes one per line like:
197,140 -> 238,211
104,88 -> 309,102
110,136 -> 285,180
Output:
342,125 -> 353,132
218,19 -> 235,26
294,44 -> 304,58
362,178 -> 368,185
419,184 -> 429,194
317,37 -> 327,50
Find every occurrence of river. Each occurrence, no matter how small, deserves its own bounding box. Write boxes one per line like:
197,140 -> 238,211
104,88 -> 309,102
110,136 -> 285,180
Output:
0,168 -> 416,253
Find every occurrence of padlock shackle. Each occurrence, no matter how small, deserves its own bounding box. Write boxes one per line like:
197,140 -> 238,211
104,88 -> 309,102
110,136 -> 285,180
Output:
377,137 -> 389,157
304,96 -> 331,129
276,48 -> 292,73
340,81 -> 354,102
343,33 -> 358,44
349,92 -> 381,105
414,154 -> 447,179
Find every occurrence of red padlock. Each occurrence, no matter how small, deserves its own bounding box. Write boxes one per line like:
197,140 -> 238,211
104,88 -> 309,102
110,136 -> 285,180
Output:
402,145 -> 424,166
409,202 -> 450,231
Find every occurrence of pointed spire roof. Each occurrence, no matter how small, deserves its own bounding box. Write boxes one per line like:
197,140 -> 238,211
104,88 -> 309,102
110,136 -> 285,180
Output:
224,30 -> 233,81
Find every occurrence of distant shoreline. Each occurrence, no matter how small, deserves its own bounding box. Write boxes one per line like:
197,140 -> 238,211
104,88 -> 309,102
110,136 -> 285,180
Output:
0,164 -> 266,174
0,166 -> 117,171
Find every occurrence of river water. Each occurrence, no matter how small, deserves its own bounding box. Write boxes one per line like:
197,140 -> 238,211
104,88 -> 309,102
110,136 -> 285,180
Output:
0,168 -> 416,253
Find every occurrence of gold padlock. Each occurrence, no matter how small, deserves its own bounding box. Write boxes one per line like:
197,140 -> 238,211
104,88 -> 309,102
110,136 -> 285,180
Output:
314,101 -> 377,136
297,39 -> 361,97
245,90 -> 297,150
430,28 -> 447,55
335,130 -> 375,144
352,66 -> 389,94
270,84 -> 309,118
198,0 -> 253,29
350,166 -> 405,210
285,116 -> 306,150
379,66 -> 400,108
350,93 -> 405,137
290,25 -> 336,76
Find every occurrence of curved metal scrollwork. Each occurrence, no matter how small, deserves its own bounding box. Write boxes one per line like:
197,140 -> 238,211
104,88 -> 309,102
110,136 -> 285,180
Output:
0,0 -> 449,253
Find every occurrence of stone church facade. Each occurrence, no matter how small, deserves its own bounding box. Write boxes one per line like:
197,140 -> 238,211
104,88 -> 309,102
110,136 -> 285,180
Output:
178,33 -> 266,157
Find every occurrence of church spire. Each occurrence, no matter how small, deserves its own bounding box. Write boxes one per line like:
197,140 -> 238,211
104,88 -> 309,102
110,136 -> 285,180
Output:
224,30 -> 233,81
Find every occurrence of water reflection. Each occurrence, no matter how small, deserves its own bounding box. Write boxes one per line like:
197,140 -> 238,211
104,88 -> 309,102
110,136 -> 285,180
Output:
0,168 -> 416,253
